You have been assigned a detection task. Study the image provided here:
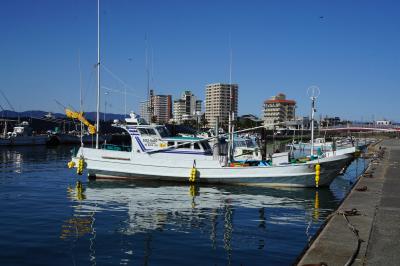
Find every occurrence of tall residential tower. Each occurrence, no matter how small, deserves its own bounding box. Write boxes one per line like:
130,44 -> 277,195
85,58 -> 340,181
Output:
140,90 -> 172,124
205,83 -> 238,128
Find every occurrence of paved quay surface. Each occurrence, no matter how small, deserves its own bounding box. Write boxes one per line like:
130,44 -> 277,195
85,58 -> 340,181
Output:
297,139 -> 400,266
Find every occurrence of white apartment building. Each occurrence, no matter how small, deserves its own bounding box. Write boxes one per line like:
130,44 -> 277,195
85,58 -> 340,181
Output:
140,90 -> 172,124
205,83 -> 238,128
173,91 -> 202,124
152,95 -> 172,124
263,93 -> 296,128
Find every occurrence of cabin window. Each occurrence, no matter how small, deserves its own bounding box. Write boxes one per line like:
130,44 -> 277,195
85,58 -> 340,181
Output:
138,128 -> 157,136
102,133 -> 132,152
194,143 -> 201,150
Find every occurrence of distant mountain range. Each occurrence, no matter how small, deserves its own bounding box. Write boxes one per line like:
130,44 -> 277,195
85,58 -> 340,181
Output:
0,110 -> 127,121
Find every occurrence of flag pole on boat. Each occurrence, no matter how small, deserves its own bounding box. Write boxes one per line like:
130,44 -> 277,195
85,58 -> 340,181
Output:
307,86 -> 320,157
95,0 -> 101,149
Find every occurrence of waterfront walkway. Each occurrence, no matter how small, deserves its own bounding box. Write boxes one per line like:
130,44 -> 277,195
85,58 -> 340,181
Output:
298,138 -> 400,266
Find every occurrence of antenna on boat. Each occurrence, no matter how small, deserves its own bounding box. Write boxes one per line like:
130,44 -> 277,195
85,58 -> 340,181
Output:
307,86 -> 320,156
95,0 -> 101,149
145,34 -> 152,122
124,87 -> 127,118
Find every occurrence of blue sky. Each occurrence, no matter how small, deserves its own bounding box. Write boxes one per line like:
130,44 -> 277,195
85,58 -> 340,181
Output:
0,0 -> 399,121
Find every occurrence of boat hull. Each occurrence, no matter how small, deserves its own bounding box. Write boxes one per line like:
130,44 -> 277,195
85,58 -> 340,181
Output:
72,147 -> 353,188
0,135 -> 48,146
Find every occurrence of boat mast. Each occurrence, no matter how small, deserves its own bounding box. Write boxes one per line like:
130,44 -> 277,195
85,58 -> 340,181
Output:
308,86 -> 319,156
95,0 -> 101,149
228,35 -> 234,163
310,97 -> 315,156
145,34 -> 152,123
78,50 -> 84,147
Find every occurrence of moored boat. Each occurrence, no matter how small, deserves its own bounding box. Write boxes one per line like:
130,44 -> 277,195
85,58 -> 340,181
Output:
0,121 -> 48,146
69,113 -> 352,188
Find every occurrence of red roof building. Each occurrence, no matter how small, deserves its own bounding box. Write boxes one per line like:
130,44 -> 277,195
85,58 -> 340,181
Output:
263,93 -> 296,128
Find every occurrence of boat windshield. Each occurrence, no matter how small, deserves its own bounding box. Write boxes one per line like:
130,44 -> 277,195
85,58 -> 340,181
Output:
138,128 -> 157,136
234,138 -> 257,148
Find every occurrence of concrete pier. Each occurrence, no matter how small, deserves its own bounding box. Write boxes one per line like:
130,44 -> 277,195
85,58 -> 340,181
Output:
297,139 -> 400,266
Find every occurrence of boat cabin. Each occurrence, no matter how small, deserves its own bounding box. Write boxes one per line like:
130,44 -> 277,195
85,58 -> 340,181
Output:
110,112 -> 212,155
9,121 -> 33,137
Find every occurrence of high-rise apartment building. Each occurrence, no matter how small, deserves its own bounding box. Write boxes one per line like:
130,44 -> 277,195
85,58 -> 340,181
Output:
173,91 -> 202,124
140,100 -> 151,123
205,83 -> 238,128
140,90 -> 172,124
263,93 -> 296,128
152,95 -> 172,124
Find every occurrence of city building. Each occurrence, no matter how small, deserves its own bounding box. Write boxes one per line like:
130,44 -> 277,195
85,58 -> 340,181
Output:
375,120 -> 391,126
263,93 -> 296,129
173,91 -> 202,124
285,116 -> 311,130
152,94 -> 172,124
320,116 -> 341,127
140,100 -> 151,123
140,90 -> 172,124
205,83 -> 238,128
237,114 -> 263,128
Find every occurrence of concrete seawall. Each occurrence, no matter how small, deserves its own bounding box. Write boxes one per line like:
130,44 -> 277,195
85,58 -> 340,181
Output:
297,139 -> 400,265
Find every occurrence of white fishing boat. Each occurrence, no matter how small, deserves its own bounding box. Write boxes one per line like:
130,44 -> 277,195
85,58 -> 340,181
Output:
0,121 -> 48,146
69,113 -> 352,188
288,137 -> 365,155
288,138 -> 333,151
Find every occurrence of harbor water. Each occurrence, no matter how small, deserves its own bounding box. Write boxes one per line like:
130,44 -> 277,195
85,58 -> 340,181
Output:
0,146 -> 367,265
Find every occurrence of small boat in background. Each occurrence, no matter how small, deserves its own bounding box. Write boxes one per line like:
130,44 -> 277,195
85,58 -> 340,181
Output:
0,121 -> 48,146
47,132 -> 109,146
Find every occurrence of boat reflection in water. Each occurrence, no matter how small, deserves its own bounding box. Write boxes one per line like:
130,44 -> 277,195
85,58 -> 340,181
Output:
63,180 -> 340,265
0,145 -> 70,175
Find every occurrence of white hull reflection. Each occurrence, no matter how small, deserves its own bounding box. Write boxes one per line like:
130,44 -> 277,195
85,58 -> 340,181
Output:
67,181 -> 338,235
